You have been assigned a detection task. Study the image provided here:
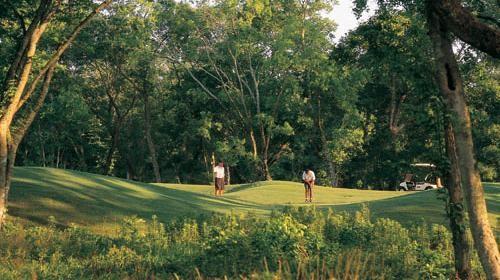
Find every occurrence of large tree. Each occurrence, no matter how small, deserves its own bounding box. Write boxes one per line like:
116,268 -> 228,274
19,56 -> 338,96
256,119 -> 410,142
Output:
353,0 -> 500,278
426,2 -> 500,278
0,0 -> 112,227
158,0 -> 339,180
334,10 -> 443,189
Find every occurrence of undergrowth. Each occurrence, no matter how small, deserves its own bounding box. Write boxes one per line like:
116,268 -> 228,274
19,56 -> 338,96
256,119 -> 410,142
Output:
0,206 -> 485,279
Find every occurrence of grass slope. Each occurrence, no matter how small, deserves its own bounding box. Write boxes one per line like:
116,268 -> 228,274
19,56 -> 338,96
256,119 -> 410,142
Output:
9,167 -> 499,235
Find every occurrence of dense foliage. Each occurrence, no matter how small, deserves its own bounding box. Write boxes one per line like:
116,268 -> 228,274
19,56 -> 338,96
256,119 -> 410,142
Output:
4,0 -> 497,187
0,207 -> 485,279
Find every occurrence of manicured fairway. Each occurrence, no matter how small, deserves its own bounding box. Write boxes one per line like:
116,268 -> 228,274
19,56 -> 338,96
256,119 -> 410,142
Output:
8,167 -> 499,235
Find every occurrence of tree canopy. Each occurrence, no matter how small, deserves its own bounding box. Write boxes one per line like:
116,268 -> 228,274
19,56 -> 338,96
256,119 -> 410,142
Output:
4,0 -> 495,187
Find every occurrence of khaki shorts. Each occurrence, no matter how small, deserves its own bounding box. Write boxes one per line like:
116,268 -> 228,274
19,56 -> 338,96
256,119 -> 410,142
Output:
215,178 -> 225,190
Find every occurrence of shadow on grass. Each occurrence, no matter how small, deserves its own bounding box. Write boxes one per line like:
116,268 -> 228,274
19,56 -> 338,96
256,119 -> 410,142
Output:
10,167 -> 272,227
225,181 -> 266,193
9,167 -> 499,229
318,187 -> 499,227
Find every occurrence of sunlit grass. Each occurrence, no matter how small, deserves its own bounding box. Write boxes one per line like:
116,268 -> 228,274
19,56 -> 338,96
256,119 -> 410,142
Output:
9,167 -> 499,235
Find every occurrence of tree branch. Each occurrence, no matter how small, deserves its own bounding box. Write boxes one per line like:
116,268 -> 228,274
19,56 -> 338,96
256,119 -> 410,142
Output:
431,0 -> 500,58
16,0 -> 113,113
2,0 -> 51,94
12,65 -> 56,147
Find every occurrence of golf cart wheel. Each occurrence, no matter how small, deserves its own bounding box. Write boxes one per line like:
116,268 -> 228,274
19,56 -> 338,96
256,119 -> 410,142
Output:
398,187 -> 406,191
425,186 -> 433,190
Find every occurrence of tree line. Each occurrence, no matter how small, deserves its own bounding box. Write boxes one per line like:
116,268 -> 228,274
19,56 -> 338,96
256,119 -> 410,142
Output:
4,1 -> 497,187
0,0 -> 498,278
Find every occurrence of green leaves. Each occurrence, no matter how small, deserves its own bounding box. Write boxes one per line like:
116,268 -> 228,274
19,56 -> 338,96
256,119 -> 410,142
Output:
13,0 -> 497,185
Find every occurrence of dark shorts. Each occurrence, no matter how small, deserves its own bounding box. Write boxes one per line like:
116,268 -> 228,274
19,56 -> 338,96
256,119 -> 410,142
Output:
215,178 -> 225,190
304,181 -> 313,190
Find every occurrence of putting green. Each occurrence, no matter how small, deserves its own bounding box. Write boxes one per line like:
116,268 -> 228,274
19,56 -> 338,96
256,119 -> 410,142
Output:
8,167 -> 499,235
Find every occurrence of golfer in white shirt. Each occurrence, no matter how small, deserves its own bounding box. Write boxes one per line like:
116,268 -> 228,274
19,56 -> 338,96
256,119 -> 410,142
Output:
302,169 -> 315,202
213,162 -> 225,196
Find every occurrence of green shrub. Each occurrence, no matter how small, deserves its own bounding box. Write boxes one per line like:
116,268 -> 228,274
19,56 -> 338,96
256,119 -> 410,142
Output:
0,207 -> 485,279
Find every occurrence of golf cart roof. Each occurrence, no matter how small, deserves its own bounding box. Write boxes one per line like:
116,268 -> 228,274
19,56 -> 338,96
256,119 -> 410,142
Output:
410,163 -> 436,168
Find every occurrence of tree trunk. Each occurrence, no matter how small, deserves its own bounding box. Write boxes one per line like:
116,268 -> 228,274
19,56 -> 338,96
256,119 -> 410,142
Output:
321,138 -> 337,187
0,20 -> 48,222
142,89 -> 161,183
0,65 -> 55,228
0,139 -> 18,230
326,160 -> 336,187
261,145 -> 272,181
0,122 -> 11,228
319,119 -> 336,187
74,145 -> 87,171
315,95 -> 336,187
388,81 -> 405,138
249,128 -> 258,160
445,121 -> 473,279
104,124 -> 120,175
37,123 -> 47,167
56,147 -> 61,168
0,1 -> 112,229
248,128 -> 264,179
41,142 -> 46,167
126,156 -> 136,180
226,164 -> 231,185
427,5 -> 500,279
261,158 -> 272,181
211,153 -> 216,188
203,147 -> 211,184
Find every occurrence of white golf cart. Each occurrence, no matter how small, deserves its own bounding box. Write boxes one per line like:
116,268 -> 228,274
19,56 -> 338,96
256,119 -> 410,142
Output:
398,163 -> 442,191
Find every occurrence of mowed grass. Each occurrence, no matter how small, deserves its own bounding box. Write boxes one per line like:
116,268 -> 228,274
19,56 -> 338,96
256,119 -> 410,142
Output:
8,167 -> 499,235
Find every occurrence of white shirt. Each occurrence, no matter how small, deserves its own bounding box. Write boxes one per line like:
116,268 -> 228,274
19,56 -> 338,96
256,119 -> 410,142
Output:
302,170 -> 315,181
213,166 -> 225,179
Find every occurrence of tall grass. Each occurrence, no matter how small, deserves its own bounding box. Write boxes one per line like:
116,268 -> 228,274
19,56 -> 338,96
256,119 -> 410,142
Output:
0,207 -> 485,279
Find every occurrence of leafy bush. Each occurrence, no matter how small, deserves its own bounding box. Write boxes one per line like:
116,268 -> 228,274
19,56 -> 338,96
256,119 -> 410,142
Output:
0,207 -> 485,279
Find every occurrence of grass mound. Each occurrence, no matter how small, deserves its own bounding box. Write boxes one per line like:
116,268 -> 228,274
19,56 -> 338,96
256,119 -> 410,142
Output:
8,167 -> 499,234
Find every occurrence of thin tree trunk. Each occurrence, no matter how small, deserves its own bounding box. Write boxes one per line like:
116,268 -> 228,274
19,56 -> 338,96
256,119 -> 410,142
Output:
37,123 -> 46,166
211,153 -> 216,188
249,129 -> 258,160
262,158 -> 272,181
203,147 -> 211,184
249,128 -> 264,179
56,147 -> 60,168
0,122 -> 11,227
445,121 -> 473,279
325,158 -> 336,187
260,127 -> 272,181
142,89 -> 161,183
126,156 -> 135,180
226,164 -> 230,185
74,145 -> 87,171
320,131 -> 336,187
104,124 -> 120,175
41,142 -> 46,167
316,96 -> 336,187
427,5 -> 500,279
101,83 -> 139,176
